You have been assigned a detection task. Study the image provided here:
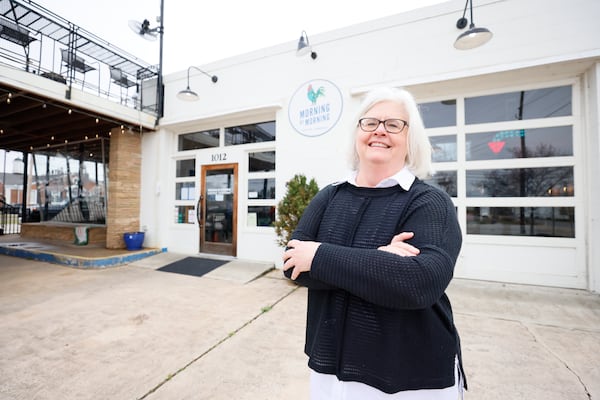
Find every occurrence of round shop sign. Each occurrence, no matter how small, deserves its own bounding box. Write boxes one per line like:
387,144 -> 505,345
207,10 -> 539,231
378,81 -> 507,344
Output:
288,79 -> 343,137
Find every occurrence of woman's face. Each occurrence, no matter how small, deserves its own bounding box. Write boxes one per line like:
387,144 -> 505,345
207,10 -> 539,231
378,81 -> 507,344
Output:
355,100 -> 409,171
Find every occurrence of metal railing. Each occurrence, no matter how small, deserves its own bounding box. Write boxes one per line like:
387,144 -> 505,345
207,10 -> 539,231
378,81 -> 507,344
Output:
0,199 -> 21,235
0,0 -> 159,115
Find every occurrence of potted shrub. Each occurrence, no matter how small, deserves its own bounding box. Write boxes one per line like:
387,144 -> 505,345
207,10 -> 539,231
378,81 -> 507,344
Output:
274,174 -> 319,247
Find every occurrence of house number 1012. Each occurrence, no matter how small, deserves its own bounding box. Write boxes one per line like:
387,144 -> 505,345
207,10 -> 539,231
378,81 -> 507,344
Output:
211,153 -> 227,162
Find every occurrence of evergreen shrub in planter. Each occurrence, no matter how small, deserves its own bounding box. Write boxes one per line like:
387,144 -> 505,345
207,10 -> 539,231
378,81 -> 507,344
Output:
274,174 -> 319,247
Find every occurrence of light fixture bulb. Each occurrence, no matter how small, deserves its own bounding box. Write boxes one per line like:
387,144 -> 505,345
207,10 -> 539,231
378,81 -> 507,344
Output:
454,26 -> 493,50
177,87 -> 199,101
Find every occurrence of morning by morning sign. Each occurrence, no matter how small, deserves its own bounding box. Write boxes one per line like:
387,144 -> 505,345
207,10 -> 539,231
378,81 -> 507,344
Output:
288,79 -> 343,137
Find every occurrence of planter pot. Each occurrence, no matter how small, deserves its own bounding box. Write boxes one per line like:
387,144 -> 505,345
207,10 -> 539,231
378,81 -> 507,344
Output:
123,231 -> 145,251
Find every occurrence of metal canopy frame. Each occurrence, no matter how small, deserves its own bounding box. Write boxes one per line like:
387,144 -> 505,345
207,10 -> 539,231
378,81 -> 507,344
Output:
0,0 -> 156,77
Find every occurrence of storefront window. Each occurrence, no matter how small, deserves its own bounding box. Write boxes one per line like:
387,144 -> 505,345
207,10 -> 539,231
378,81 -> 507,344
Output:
176,159 -> 195,177
467,206 -> 574,238
247,206 -> 275,227
430,135 -> 457,162
247,150 -> 276,228
248,178 -> 275,199
175,182 -> 195,200
421,83 -> 577,240
178,130 -> 220,150
249,151 -> 275,172
466,126 -> 573,161
466,167 -> 574,197
175,158 -> 196,224
465,86 -> 571,124
27,139 -> 108,224
225,121 -> 276,146
174,205 -> 196,224
425,171 -> 457,197
419,100 -> 457,128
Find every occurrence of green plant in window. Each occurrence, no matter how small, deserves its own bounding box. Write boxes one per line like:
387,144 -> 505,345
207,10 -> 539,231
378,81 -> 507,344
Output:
274,174 -> 319,247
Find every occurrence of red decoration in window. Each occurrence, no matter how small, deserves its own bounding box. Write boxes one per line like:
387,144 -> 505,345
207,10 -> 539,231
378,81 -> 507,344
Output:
488,141 -> 505,153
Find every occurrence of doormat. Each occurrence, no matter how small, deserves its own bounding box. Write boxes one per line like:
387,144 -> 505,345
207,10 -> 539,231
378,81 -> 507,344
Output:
157,257 -> 229,278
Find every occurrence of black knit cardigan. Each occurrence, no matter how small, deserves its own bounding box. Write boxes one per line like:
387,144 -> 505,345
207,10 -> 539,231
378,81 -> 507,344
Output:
284,181 -> 466,394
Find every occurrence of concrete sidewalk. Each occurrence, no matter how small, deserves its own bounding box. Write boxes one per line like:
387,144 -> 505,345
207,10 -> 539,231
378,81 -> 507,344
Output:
1,252 -> 599,400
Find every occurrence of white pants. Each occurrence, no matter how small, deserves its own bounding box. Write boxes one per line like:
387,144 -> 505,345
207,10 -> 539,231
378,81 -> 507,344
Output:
310,358 -> 462,400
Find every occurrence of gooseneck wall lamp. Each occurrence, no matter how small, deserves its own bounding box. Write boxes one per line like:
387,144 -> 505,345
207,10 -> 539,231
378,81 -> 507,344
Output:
176,66 -> 218,102
454,0 -> 493,50
297,31 -> 318,60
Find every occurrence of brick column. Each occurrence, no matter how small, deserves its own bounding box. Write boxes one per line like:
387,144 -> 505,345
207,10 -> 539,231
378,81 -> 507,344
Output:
106,127 -> 142,249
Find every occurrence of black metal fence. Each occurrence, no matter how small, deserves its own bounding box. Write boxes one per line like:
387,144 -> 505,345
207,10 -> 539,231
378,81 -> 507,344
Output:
0,199 -> 21,235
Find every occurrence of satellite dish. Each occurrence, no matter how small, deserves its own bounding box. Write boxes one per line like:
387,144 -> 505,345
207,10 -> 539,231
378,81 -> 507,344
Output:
128,19 -> 159,41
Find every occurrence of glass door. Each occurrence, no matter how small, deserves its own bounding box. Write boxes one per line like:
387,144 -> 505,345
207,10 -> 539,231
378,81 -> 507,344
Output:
199,164 -> 237,256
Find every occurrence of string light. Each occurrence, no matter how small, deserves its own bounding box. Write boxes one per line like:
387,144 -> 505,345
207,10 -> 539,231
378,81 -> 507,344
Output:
0,90 -> 146,138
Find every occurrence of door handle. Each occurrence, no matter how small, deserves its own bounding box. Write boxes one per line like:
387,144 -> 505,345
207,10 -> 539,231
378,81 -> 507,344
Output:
196,195 -> 203,226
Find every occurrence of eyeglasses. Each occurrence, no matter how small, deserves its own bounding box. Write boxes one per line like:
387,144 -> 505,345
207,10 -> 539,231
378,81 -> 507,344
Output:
358,118 -> 409,134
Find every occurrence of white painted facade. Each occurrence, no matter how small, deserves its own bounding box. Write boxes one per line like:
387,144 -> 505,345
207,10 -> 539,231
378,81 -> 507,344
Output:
140,0 -> 600,291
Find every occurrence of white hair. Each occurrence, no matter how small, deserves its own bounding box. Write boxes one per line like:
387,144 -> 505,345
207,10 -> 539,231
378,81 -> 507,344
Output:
349,87 -> 433,179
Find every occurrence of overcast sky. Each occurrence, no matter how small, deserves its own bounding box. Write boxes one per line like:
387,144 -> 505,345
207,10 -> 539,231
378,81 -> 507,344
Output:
2,0 -> 448,172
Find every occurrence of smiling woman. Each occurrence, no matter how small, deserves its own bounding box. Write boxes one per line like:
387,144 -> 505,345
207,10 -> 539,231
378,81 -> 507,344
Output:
350,88 -> 432,182
282,87 -> 466,398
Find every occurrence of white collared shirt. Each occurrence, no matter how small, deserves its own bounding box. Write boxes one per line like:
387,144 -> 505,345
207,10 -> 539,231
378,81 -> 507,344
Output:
335,167 -> 416,191
310,356 -> 462,400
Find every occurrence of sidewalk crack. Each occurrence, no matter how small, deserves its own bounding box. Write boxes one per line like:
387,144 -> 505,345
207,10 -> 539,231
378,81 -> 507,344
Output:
520,322 -> 592,400
136,285 -> 300,400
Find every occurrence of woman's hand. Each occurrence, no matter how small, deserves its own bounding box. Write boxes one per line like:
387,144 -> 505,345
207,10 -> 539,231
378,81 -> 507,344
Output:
282,239 -> 321,280
377,232 -> 420,257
